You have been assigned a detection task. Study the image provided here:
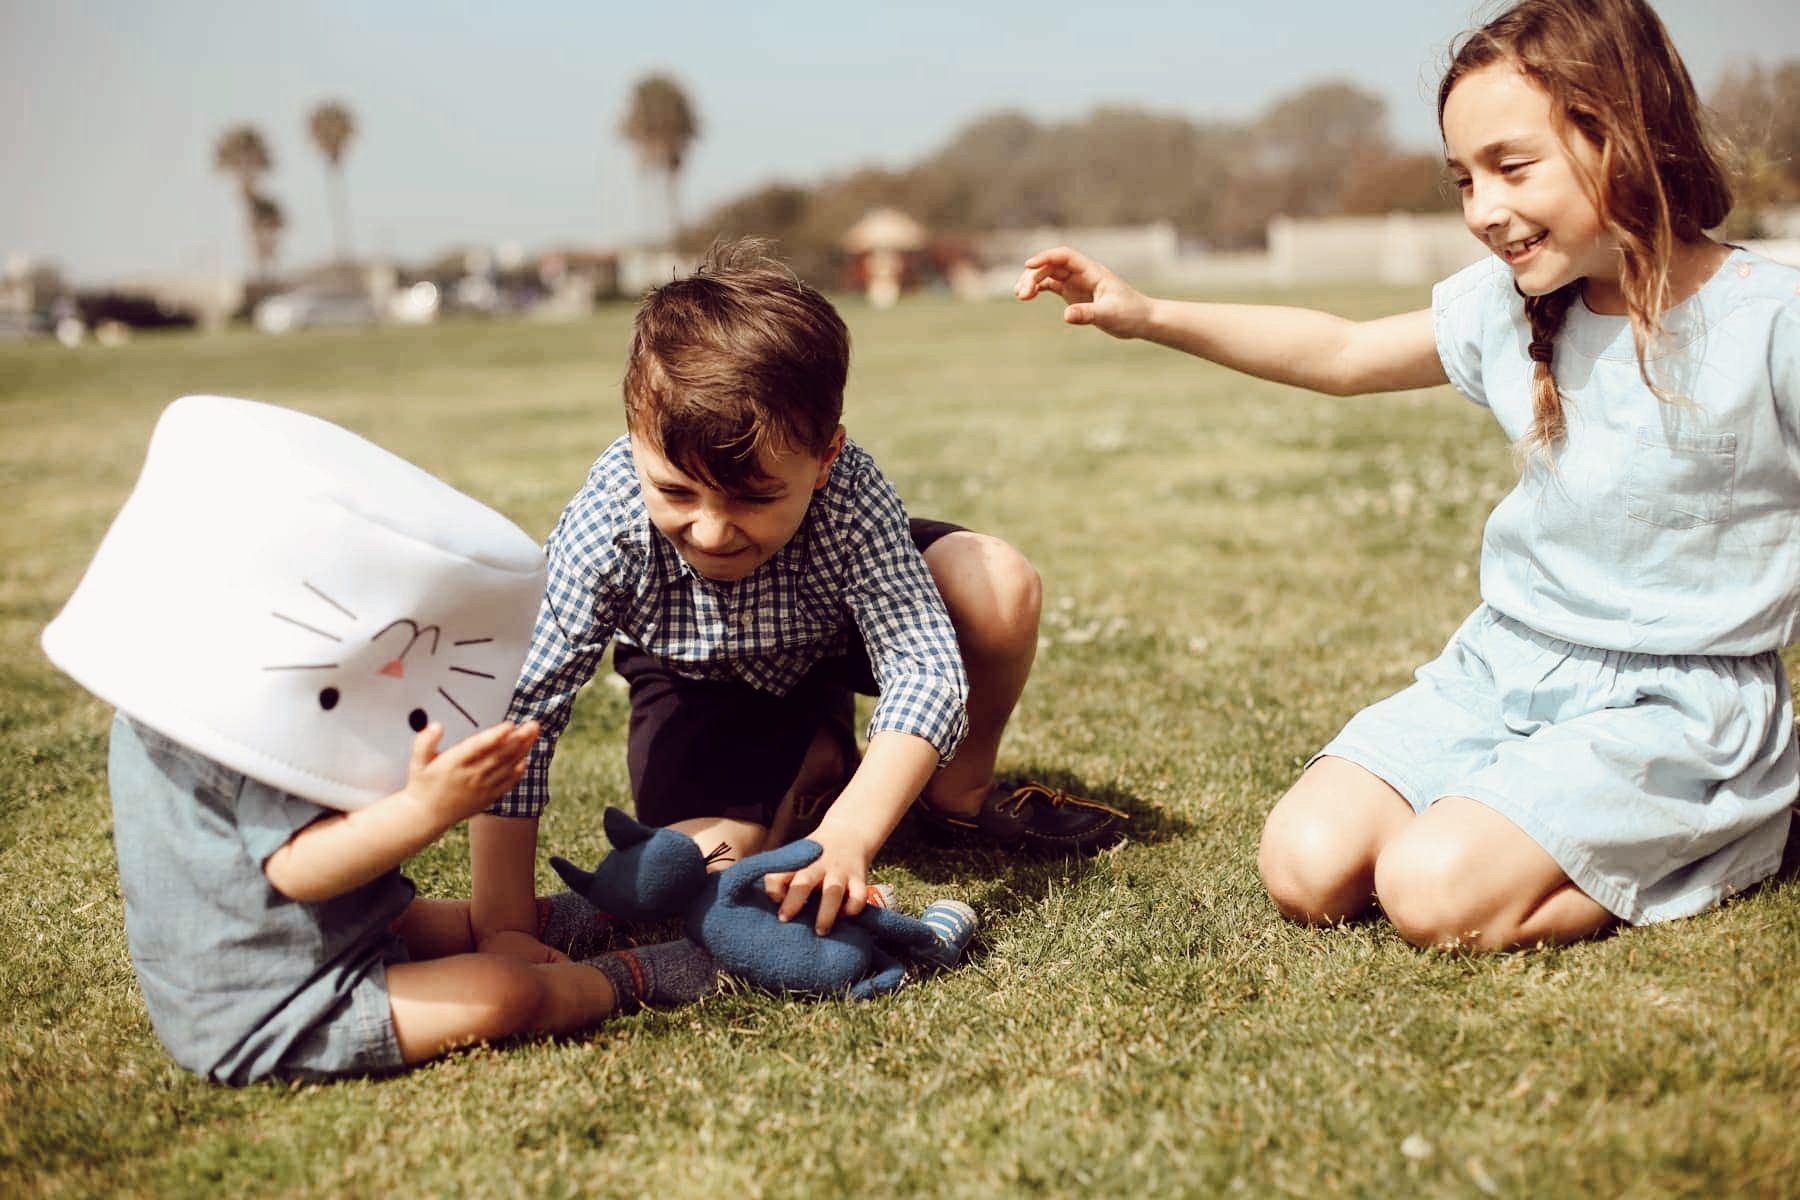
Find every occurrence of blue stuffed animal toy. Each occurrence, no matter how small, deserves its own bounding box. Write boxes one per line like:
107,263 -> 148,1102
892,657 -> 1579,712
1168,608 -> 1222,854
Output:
551,808 -> 968,1000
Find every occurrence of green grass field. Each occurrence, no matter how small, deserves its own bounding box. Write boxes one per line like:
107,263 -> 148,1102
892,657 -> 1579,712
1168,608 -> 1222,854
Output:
3,287 -> 1796,1198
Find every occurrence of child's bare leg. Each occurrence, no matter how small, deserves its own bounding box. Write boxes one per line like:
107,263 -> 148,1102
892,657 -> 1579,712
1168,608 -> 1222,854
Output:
385,955 -> 617,1064
1259,756 -> 1415,924
400,895 -> 582,965
1374,796 -> 1614,950
392,897 -> 476,959
667,817 -> 768,867
917,531 -> 1043,816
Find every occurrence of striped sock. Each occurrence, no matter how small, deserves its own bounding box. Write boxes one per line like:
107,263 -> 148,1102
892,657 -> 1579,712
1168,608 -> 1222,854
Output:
914,899 -> 978,970
588,939 -> 718,1013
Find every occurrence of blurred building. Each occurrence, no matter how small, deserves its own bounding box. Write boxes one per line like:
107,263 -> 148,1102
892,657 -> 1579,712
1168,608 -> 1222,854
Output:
843,208 -> 929,308
1266,213 -> 1487,287
0,255 -> 38,338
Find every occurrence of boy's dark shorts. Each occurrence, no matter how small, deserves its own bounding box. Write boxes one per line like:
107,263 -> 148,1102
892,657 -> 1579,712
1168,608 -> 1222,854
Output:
613,518 -> 963,827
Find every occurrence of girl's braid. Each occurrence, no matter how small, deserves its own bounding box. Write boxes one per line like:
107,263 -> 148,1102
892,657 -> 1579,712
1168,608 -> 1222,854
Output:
1522,282 -> 1580,449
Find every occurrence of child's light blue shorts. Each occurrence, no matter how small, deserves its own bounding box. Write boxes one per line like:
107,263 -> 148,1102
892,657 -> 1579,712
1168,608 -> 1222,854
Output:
275,938 -> 408,1082
1315,605 -> 1796,924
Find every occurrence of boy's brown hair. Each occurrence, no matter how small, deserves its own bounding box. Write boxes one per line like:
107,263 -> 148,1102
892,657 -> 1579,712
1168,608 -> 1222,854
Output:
623,238 -> 850,491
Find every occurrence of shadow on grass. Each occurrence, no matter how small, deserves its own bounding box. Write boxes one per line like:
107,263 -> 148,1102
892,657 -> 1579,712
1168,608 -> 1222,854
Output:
1776,803 -> 1800,883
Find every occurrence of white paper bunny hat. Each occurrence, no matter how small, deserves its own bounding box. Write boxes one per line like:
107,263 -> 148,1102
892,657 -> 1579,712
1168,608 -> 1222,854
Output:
42,395 -> 547,811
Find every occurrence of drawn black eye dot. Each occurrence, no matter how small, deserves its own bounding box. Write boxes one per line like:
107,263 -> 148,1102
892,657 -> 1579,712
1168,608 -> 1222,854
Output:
319,688 -> 340,711
408,708 -> 428,732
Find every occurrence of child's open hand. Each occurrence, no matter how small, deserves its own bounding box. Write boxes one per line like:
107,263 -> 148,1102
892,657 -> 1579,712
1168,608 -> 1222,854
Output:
1015,246 -> 1153,340
404,719 -> 540,824
762,832 -> 872,936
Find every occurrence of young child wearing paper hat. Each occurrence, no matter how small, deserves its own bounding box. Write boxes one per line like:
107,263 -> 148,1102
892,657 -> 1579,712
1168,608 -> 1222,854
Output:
43,395 -> 715,1085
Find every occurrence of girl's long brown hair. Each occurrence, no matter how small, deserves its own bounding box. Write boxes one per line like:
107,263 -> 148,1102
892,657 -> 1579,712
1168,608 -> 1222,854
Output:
1437,0 -> 1732,451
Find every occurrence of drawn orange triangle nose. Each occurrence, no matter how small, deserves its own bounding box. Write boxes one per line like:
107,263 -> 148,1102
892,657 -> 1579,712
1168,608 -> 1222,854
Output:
379,659 -> 405,678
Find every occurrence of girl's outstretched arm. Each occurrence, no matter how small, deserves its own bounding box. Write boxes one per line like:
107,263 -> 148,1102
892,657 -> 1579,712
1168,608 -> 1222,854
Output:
1016,245 -> 1449,397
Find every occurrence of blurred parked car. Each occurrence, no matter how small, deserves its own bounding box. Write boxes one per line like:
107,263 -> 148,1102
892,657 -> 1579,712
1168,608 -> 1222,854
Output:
74,291 -> 198,332
253,285 -> 378,334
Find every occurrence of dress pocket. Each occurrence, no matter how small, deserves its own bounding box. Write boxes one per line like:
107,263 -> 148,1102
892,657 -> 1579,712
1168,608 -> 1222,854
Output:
1624,427 -> 1736,529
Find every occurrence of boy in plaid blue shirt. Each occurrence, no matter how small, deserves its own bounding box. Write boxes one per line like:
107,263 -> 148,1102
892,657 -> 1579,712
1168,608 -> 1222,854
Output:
473,240 -> 1122,950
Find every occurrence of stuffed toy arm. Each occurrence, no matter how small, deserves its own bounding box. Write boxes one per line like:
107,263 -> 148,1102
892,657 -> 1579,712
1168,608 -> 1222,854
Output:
705,838 -> 887,998
847,950 -> 911,1000
715,837 -> 824,899
850,905 -> 949,954
710,839 -> 970,1000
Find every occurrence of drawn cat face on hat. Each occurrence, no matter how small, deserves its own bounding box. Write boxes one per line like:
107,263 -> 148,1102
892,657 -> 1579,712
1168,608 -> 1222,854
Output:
43,396 -> 547,811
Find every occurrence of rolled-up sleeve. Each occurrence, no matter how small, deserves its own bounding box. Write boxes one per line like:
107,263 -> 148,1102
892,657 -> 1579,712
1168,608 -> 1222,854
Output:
491,515 -> 627,818
838,467 -> 969,764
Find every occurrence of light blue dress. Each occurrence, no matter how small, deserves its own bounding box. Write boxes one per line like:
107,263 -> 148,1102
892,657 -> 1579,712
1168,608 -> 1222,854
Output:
1320,248 -> 1800,923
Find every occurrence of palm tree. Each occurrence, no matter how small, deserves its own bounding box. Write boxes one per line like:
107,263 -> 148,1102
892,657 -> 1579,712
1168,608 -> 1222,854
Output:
619,73 -> 700,243
307,100 -> 357,263
213,124 -> 274,278
249,192 -> 286,281
214,123 -> 272,195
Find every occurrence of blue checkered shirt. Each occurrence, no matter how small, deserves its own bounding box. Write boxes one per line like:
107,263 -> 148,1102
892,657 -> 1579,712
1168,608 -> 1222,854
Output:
492,434 -> 969,818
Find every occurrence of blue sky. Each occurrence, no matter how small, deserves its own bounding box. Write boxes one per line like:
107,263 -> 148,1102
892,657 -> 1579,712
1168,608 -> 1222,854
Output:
6,0 -> 1798,284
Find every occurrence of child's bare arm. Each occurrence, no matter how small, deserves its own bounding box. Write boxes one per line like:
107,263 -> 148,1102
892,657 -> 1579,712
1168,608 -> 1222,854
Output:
263,721 -> 539,903
1016,245 -> 1448,396
469,812 -> 563,962
762,730 -> 940,934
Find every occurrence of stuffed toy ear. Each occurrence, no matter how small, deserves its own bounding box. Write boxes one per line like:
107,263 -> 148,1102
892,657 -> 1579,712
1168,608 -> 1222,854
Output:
550,811 -> 710,922
602,806 -> 655,850
549,855 -> 599,899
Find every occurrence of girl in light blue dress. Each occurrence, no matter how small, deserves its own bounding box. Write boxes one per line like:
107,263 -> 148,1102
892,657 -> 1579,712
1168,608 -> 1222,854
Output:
1016,0 -> 1798,950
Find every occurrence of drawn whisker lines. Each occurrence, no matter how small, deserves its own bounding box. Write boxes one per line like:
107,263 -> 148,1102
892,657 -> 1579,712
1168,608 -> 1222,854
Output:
263,582 -> 494,725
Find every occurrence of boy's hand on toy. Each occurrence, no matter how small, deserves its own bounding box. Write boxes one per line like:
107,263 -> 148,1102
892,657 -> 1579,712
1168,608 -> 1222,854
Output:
404,719 -> 540,824
1015,246 -> 1153,340
763,833 -> 872,936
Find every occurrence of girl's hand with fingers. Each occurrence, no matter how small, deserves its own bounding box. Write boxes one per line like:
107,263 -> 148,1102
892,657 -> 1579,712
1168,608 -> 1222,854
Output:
1015,246 -> 1154,339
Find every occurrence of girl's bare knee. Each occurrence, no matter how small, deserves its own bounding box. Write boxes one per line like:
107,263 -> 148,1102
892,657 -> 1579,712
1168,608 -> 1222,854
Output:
1374,841 -> 1504,950
1259,758 -> 1413,926
1257,813 -> 1374,925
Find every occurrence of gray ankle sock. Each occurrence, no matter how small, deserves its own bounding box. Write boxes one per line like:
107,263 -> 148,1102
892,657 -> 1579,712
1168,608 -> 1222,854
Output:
588,939 -> 718,1013
536,890 -> 615,959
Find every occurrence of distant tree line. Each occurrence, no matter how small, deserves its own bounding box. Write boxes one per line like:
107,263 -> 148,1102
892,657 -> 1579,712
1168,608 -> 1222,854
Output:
1710,61 -> 1800,237
680,66 -> 1800,280
680,81 -> 1453,279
